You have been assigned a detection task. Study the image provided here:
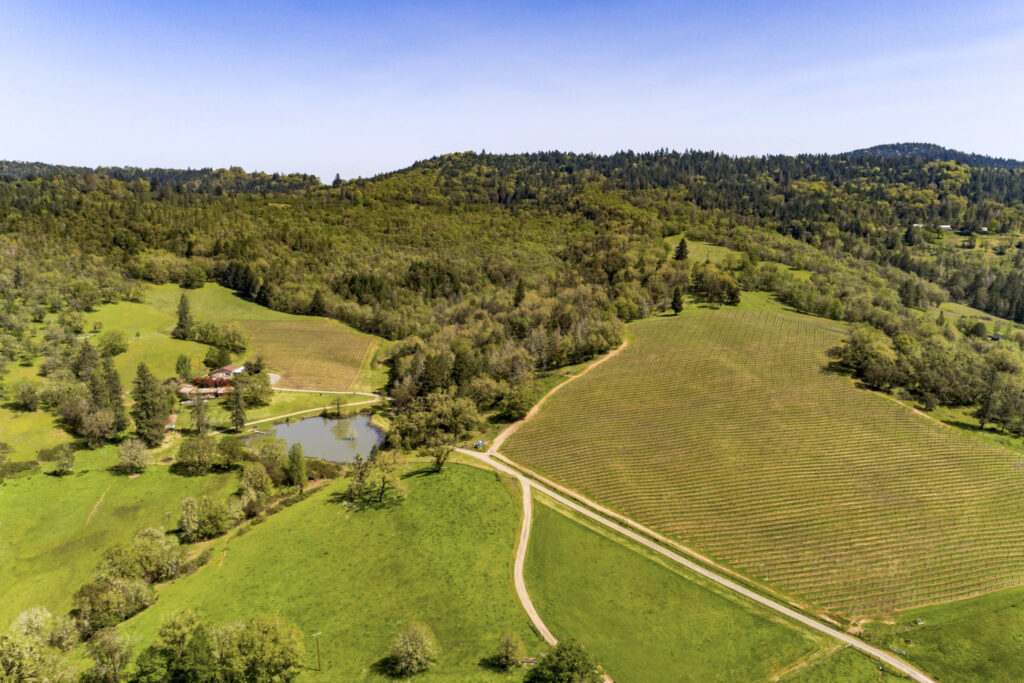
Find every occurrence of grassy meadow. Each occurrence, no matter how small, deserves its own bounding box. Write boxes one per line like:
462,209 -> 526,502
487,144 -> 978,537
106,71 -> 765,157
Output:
526,495 -> 837,682
504,294 -> 1024,619
120,465 -> 543,681
86,283 -> 382,391
0,450 -> 236,625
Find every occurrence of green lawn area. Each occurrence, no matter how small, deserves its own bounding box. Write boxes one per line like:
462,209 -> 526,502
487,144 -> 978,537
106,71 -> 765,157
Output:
862,585 -> 1024,683
524,496 -> 828,682
0,404 -> 74,462
0,457 -> 236,625
120,465 -> 542,681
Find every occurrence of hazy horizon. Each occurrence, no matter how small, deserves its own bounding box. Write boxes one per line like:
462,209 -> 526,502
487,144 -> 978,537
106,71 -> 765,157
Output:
3,0 -> 1023,181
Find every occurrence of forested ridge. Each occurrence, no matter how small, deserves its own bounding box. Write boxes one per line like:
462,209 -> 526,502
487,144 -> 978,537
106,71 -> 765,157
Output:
4,143 -> 1024,443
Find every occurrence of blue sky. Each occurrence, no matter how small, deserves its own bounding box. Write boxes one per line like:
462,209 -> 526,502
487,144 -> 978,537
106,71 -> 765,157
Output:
2,1 -> 1023,180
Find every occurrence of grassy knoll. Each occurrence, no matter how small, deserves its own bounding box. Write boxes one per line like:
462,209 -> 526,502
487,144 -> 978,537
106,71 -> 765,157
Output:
86,283 -> 380,391
0,457 -> 236,625
525,496 -> 831,682
120,465 -> 542,681
861,584 -> 1024,682
504,295 -> 1024,619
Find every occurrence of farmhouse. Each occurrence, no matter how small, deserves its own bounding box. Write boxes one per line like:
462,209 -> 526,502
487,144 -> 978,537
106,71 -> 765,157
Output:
209,364 -> 244,381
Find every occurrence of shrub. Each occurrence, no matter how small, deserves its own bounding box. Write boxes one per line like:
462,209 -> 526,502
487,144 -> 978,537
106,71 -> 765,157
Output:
52,449 -> 75,476
494,630 -> 526,669
389,622 -> 439,676
72,577 -> 155,636
118,438 -> 150,474
525,639 -> 603,683
97,330 -> 128,357
179,496 -> 235,543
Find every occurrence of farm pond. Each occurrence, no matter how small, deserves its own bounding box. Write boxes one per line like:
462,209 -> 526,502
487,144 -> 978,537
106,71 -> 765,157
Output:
243,414 -> 384,463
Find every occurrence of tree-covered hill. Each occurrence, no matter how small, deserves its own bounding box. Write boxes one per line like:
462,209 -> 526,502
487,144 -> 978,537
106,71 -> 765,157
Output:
848,142 -> 1024,171
4,145 -> 1024,450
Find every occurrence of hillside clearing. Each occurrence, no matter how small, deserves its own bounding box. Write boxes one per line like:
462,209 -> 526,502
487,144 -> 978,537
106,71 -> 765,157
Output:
86,283 -> 380,391
503,298 -> 1024,618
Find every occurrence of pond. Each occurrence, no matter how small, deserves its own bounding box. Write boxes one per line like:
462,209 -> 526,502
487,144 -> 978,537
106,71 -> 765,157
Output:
243,414 -> 384,463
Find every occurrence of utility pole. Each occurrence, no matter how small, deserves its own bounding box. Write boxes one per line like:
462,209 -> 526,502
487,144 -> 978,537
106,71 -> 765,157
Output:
313,632 -> 322,671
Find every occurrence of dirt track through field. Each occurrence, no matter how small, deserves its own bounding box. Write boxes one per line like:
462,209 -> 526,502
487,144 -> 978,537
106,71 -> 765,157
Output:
491,340 -> 627,453
455,337 -> 937,683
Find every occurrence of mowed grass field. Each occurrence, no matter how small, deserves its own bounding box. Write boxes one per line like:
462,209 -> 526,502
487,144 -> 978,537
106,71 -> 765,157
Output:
121,465 -> 543,681
526,496 -> 841,682
87,284 -> 381,391
503,296 -> 1024,618
861,582 -> 1024,682
0,451 -> 236,626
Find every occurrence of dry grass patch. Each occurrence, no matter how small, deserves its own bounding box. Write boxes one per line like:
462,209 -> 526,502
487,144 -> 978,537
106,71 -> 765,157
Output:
240,319 -> 374,391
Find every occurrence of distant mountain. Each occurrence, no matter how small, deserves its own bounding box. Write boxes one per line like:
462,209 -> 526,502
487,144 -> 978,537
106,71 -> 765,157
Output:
0,160 -> 322,194
847,143 -> 1024,170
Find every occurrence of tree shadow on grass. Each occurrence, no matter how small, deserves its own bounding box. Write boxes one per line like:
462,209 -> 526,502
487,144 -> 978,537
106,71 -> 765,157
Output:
369,655 -> 407,678
326,490 -> 403,511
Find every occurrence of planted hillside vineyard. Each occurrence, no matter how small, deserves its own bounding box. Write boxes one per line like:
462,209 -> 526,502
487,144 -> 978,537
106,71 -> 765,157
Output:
504,305 -> 1024,617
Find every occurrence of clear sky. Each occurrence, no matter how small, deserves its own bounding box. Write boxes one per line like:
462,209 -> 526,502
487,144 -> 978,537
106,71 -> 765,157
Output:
2,1 -> 1023,180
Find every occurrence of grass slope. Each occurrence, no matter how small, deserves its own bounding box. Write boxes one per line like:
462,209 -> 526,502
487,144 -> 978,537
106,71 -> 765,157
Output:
525,496 -> 828,682
120,465 -> 542,681
504,296 -> 1024,618
0,453 -> 235,625
87,283 -> 380,391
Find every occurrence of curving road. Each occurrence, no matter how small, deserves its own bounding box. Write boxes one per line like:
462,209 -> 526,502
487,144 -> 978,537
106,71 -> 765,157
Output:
512,479 -> 557,646
453,338 -> 937,683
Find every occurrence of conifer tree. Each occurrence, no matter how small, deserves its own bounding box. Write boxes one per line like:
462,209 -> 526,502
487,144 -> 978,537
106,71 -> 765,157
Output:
172,294 -> 193,340
131,363 -> 169,447
674,237 -> 688,261
227,386 -> 247,432
103,357 -> 130,432
190,393 -> 209,436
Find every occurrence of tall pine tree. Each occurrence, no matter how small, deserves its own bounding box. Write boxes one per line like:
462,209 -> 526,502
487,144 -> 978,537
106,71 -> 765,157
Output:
131,363 -> 170,447
172,293 -> 193,340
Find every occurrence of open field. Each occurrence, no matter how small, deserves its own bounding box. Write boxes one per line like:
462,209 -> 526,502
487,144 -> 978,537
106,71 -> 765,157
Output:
861,583 -> 1024,682
120,465 -> 542,681
503,298 -> 1024,618
525,495 -> 833,682
86,283 -> 381,391
0,404 -> 74,462
0,456 -> 236,625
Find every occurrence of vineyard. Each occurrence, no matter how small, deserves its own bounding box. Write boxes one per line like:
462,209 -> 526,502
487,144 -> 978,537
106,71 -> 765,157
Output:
503,306 -> 1024,618
239,318 -> 376,391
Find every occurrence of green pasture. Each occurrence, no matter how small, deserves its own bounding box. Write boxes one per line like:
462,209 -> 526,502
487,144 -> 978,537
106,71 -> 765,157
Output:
120,465 -> 543,681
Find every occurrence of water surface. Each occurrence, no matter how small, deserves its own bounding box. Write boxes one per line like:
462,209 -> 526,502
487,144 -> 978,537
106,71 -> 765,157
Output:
245,414 -> 383,463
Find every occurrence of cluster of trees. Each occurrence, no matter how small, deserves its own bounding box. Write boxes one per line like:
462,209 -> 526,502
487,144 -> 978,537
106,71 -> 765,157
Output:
9,337 -> 130,448
133,611 -> 305,683
171,293 -> 246,360
73,528 -> 185,637
829,316 -> 1024,429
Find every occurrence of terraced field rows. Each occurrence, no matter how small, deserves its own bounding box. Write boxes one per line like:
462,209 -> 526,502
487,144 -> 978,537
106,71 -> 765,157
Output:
504,307 -> 1024,617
